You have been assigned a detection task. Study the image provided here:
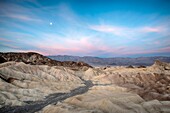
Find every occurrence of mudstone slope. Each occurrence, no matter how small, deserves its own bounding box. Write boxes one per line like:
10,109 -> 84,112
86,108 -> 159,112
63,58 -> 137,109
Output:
0,53 -> 170,113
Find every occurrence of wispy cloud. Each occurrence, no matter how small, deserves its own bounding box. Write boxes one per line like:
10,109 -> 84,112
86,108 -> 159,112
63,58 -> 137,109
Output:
0,43 -> 19,49
0,2 -> 43,22
0,38 -> 13,42
89,24 -> 164,38
32,34 -> 129,56
0,1 -> 170,57
141,27 -> 163,33
55,3 -> 88,29
2,14 -> 42,22
0,30 -> 36,40
34,36 -> 98,55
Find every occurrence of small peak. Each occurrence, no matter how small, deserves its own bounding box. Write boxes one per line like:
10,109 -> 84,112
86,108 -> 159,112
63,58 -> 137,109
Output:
154,60 -> 163,66
153,60 -> 167,67
152,60 -> 170,70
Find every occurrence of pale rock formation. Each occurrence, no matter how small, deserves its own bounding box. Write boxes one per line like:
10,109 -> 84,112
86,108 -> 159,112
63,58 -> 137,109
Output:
0,62 -> 84,107
88,61 -> 170,101
39,85 -> 170,113
0,60 -> 170,113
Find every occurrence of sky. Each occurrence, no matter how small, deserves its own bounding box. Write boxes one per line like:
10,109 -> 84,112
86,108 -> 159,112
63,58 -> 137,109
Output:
0,0 -> 170,57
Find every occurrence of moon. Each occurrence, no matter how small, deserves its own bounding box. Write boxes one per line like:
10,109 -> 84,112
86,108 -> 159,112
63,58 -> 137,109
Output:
50,22 -> 53,25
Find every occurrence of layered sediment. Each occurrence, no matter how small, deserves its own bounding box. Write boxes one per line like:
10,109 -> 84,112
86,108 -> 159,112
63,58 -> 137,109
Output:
0,53 -> 170,113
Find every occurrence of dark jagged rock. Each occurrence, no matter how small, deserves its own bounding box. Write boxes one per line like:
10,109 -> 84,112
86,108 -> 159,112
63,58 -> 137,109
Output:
137,65 -> 146,68
0,56 -> 6,63
0,52 -> 92,69
126,65 -> 134,68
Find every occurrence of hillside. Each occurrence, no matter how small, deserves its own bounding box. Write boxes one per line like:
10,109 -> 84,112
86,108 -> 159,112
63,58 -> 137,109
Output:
0,53 -> 170,112
0,52 -> 92,70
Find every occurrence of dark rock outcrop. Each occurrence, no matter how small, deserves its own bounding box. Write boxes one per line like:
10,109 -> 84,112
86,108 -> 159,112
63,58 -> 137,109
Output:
0,52 -> 92,69
126,65 -> 134,68
0,56 -> 6,63
137,65 -> 146,68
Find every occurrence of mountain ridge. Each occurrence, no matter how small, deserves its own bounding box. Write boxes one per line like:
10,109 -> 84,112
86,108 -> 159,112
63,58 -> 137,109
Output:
48,55 -> 170,66
0,52 -> 92,70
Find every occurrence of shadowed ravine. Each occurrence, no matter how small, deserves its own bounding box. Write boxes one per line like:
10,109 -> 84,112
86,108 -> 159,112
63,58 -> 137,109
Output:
0,79 -> 93,113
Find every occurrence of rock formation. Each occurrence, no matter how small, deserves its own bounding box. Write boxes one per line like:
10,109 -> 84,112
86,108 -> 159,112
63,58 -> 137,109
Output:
0,56 -> 6,63
40,86 -> 170,113
0,53 -> 170,113
0,62 -> 84,108
0,52 -> 92,70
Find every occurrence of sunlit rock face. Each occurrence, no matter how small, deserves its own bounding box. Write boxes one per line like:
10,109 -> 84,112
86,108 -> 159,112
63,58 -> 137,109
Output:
39,86 -> 170,113
0,55 -> 170,113
0,62 -> 84,107
38,60 -> 170,113
90,61 -> 170,101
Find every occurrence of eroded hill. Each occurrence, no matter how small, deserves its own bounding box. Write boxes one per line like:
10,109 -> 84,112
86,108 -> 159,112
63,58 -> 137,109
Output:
0,53 -> 170,113
0,52 -> 92,70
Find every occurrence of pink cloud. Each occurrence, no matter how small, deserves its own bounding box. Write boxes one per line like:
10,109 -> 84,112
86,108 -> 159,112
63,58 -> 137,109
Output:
0,38 -> 13,42
35,40 -> 96,55
32,36 -> 124,56
89,24 -> 165,38
3,14 -> 42,22
141,27 -> 163,33
89,25 -> 125,36
153,41 -> 160,45
16,46 -> 170,56
159,47 -> 170,52
64,38 -> 96,50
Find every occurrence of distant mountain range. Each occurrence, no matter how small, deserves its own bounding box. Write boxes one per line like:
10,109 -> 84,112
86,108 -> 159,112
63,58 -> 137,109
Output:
48,55 -> 170,66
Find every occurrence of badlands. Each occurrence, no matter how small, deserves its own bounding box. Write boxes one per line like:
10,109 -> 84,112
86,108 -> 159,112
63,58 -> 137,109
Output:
0,52 -> 170,113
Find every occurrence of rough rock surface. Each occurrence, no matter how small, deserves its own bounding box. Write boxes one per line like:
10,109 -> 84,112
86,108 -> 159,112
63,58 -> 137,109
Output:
0,62 -> 84,108
0,52 -> 92,70
39,86 -> 170,113
0,55 -> 170,113
90,61 -> 170,101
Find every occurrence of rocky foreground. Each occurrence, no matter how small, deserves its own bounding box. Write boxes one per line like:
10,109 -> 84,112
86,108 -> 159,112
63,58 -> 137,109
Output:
0,53 -> 170,113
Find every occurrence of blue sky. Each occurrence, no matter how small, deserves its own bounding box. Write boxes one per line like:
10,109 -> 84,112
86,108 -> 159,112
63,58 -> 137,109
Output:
0,0 -> 170,57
